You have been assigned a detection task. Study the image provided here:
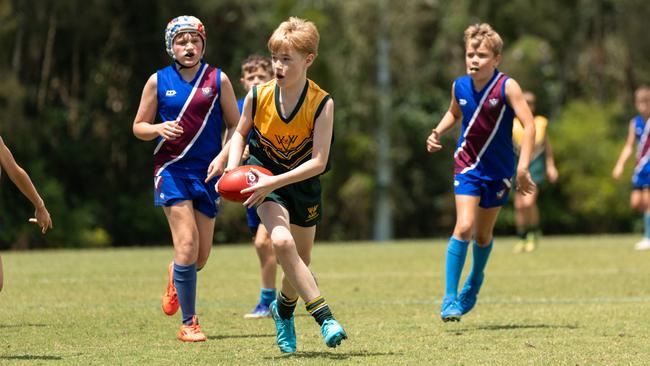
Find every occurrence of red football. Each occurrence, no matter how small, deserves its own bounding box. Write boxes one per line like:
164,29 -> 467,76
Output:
217,165 -> 273,202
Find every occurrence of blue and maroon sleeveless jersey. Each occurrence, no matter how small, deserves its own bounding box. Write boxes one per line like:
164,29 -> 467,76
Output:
633,115 -> 650,179
453,70 -> 515,180
153,62 -> 223,180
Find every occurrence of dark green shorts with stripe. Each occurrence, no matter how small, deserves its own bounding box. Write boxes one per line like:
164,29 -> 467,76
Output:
515,154 -> 546,186
248,156 -> 323,227
528,155 -> 546,185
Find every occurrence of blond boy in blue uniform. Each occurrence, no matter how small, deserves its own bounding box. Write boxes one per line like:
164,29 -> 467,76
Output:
225,17 -> 347,353
426,23 -> 536,321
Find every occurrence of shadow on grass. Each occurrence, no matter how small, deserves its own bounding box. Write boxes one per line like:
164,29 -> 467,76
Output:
0,355 -> 62,360
0,323 -> 47,328
449,323 -> 579,333
265,351 -> 400,360
208,333 -> 274,340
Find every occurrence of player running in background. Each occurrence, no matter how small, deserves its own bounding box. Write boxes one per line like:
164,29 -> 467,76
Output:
0,136 -> 53,292
237,55 -> 278,319
132,15 -> 239,341
612,85 -> 650,251
512,91 -> 558,253
426,23 -> 536,322
224,17 -> 347,353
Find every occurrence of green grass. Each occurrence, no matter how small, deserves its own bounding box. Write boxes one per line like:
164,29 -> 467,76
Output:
1,235 -> 649,365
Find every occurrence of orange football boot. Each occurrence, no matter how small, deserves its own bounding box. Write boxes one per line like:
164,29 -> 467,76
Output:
162,261 -> 179,316
178,315 -> 207,342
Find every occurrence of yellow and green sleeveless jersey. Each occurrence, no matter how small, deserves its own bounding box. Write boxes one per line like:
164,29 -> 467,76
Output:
249,79 -> 331,173
513,115 -> 548,159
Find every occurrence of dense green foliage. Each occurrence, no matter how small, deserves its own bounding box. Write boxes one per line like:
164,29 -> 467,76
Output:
1,0 -> 649,247
1,237 -> 649,364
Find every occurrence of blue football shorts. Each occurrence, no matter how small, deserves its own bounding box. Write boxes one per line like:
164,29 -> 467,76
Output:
633,169 -> 650,190
454,174 -> 512,208
246,206 -> 262,235
154,175 -> 221,218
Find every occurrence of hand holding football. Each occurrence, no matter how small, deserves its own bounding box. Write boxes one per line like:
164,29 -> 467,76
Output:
216,165 -> 273,202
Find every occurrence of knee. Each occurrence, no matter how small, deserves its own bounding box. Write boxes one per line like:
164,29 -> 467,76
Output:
523,200 -> 536,210
513,198 -> 524,211
299,252 -> 312,266
272,237 -> 295,255
474,234 -> 493,247
176,237 -> 196,252
453,222 -> 473,241
630,193 -> 645,211
254,236 -> 272,251
175,236 -> 198,262
196,257 -> 208,271
516,198 -> 533,210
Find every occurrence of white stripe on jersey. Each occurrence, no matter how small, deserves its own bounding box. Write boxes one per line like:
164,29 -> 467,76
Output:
153,64 -> 208,156
454,72 -> 503,160
154,65 -> 218,178
460,105 -> 507,174
454,72 -> 504,175
635,117 -> 650,175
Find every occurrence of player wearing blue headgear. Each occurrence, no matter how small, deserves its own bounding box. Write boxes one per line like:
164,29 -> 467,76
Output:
133,15 -> 240,342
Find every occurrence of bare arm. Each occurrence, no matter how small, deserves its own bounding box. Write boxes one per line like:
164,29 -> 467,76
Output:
242,98 -> 335,207
206,72 -> 240,181
612,119 -> 637,179
544,136 -> 558,183
0,138 -> 52,233
506,79 -> 536,194
132,74 -> 183,141
426,82 -> 462,153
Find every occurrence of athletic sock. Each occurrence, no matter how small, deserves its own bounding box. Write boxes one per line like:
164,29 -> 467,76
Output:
444,237 -> 470,298
306,296 -> 333,326
644,212 -> 650,239
466,240 -> 493,285
260,288 -> 276,307
173,262 -> 198,325
528,227 -> 539,241
516,228 -> 527,240
277,292 -> 298,320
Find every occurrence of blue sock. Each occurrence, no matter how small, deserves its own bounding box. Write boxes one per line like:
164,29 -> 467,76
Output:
173,262 -> 197,325
444,237 -> 469,299
260,288 -> 276,307
466,240 -> 493,285
644,212 -> 650,239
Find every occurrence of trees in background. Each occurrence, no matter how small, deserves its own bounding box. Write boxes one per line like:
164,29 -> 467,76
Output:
0,0 -> 648,247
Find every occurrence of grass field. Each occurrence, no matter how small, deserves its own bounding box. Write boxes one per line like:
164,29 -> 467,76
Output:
1,235 -> 649,365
